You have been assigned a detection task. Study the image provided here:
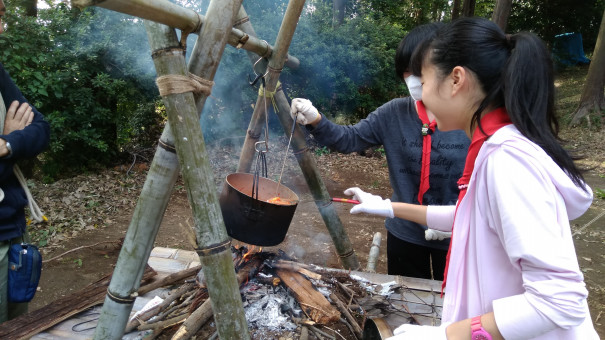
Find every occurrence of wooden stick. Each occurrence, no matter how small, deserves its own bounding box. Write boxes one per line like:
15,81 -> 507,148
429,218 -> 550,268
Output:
330,293 -> 362,339
138,265 -> 202,295
299,325 -> 309,340
171,298 -> 213,340
126,282 -> 195,332
138,313 -> 187,331
42,240 -> 121,263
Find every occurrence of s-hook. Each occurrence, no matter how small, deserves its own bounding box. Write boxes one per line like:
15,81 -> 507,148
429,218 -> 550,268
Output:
248,57 -> 269,86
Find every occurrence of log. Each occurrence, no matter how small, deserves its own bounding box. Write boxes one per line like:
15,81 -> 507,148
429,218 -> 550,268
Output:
275,268 -> 340,325
0,266 -> 156,340
273,261 -> 322,280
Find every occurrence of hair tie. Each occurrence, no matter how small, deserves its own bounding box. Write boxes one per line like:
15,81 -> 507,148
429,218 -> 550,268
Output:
505,34 -> 514,49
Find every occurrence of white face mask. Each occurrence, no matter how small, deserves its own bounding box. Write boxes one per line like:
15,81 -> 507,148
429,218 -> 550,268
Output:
404,75 -> 423,101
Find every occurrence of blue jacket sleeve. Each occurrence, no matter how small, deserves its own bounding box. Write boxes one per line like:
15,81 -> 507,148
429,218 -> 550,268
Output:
307,102 -> 396,153
0,63 -> 51,180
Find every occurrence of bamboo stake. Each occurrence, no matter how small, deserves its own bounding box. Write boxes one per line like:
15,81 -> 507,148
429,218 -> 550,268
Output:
272,89 -> 361,270
366,232 -> 382,273
233,5 -> 360,270
71,0 -> 299,69
93,102 -> 182,338
236,0 -> 306,173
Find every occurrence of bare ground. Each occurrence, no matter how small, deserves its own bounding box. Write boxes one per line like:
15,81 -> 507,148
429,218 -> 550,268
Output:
25,128 -> 605,338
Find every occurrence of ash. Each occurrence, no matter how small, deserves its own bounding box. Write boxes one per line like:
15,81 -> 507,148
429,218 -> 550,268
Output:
242,281 -> 299,332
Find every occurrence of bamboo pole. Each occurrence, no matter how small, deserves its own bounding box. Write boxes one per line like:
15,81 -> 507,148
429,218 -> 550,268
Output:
93,114 -> 182,338
175,1 -> 250,338
71,0 -> 299,69
233,5 -> 360,270
94,1 -> 248,338
236,0 -> 306,172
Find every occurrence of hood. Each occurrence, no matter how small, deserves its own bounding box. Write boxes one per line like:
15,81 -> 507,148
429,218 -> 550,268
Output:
485,125 -> 593,220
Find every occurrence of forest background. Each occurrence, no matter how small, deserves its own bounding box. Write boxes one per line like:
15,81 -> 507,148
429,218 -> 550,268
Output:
1,0 -> 603,179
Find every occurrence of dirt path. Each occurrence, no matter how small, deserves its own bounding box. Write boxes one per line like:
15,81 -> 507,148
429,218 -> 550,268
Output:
28,141 -> 605,338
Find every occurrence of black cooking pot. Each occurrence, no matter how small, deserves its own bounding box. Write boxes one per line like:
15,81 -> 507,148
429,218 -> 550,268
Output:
219,173 -> 299,246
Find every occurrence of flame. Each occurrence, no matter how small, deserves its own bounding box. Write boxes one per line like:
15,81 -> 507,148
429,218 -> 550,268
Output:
242,245 -> 263,261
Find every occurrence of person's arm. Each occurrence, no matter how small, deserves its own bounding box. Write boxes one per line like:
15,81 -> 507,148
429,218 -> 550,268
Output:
0,63 -> 50,160
291,98 -> 387,153
391,201 -> 427,225
387,312 -> 504,340
445,313 -> 504,340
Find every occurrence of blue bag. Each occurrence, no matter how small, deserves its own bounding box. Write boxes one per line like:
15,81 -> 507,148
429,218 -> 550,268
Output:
8,243 -> 42,303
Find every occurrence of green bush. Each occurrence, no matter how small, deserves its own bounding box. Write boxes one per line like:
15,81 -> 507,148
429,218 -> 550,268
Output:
1,5 -> 160,180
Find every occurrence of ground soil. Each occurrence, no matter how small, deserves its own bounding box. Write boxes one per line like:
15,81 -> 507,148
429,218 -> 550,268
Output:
26,129 -> 605,338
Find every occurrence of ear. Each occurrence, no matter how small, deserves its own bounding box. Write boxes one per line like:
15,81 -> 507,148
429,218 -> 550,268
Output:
450,66 -> 467,96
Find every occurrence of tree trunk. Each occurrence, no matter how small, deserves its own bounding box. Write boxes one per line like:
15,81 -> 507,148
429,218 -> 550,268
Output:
451,0 -> 461,20
333,0 -> 345,26
572,9 -> 605,125
461,0 -> 475,17
18,0 -> 37,17
491,0 -> 512,31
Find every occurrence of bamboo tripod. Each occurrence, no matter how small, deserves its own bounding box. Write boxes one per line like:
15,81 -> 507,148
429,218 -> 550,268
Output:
71,0 -> 360,338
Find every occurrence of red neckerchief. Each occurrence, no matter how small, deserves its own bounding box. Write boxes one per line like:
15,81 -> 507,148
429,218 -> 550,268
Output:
441,107 -> 512,294
416,101 -> 437,204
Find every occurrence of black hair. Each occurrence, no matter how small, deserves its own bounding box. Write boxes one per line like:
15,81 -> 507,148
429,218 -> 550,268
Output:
394,22 -> 444,80
411,17 -> 585,188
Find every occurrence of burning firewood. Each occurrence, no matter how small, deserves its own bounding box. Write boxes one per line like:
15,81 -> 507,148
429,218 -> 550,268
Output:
275,268 -> 341,325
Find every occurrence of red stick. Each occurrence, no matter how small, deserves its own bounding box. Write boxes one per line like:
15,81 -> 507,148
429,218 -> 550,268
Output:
330,197 -> 360,204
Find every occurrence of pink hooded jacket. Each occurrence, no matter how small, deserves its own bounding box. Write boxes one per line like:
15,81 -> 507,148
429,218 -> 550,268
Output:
427,125 -> 598,339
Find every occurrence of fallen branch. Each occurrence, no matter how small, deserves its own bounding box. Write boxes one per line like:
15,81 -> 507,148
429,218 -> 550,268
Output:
42,240 -> 121,263
330,293 -> 362,339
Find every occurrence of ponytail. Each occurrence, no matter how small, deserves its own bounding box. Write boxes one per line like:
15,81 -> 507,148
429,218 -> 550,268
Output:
504,33 -> 585,188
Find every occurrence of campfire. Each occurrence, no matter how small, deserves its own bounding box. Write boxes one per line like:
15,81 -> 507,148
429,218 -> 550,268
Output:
0,244 -> 443,339
119,245 -> 444,339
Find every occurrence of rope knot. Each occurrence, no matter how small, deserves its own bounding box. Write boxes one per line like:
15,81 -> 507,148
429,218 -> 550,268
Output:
155,73 -> 214,97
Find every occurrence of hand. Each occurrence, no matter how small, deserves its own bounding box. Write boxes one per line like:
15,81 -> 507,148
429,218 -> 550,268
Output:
4,101 -> 33,135
290,98 -> 320,125
425,229 -> 452,241
386,323 -> 449,340
344,187 -> 394,218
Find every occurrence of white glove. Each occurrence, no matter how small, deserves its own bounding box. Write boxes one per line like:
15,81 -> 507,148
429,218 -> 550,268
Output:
344,187 -> 394,218
386,322 -> 450,340
425,229 -> 452,241
290,98 -> 320,125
